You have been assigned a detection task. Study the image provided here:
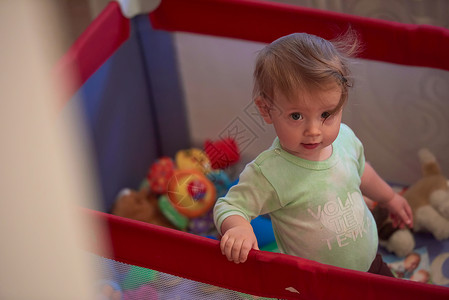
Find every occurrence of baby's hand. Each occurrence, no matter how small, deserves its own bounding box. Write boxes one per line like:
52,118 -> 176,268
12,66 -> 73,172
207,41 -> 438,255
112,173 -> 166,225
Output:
220,224 -> 259,264
382,193 -> 413,229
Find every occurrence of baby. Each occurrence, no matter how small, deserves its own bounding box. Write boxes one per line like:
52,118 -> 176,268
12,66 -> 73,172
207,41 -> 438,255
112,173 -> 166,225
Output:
213,32 -> 413,275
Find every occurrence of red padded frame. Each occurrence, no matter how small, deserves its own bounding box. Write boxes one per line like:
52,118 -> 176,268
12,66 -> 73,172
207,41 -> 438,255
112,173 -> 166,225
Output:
54,2 -> 130,101
83,209 -> 449,300
150,0 -> 449,72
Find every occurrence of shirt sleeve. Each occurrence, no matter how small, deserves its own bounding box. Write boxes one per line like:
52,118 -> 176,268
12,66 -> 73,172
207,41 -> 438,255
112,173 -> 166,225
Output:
213,162 -> 281,235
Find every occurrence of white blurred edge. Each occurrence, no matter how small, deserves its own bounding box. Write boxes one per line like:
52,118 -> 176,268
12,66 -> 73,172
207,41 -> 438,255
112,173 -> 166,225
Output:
0,1 -> 105,299
116,0 -> 162,18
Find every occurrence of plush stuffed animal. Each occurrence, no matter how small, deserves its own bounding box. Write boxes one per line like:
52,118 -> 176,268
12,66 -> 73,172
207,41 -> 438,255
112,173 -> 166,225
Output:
405,148 -> 449,240
373,148 -> 449,257
111,186 -> 177,230
373,203 -> 415,257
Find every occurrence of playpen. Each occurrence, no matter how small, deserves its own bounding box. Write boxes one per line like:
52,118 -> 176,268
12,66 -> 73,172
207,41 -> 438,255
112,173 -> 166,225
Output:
57,0 -> 449,299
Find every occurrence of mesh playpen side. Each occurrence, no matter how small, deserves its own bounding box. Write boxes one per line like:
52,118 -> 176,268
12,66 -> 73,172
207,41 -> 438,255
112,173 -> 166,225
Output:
58,0 -> 449,299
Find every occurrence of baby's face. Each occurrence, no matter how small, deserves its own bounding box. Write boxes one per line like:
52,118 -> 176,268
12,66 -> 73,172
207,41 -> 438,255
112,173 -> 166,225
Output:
264,85 -> 343,161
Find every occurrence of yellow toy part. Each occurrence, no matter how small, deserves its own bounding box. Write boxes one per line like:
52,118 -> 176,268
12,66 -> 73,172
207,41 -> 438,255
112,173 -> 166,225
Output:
175,148 -> 211,174
167,169 -> 216,218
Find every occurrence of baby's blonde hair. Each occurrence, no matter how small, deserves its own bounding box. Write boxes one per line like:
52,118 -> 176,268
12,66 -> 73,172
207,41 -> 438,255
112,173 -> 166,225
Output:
253,31 -> 359,109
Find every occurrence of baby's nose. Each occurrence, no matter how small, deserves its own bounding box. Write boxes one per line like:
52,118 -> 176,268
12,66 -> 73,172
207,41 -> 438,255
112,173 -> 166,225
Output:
304,120 -> 321,136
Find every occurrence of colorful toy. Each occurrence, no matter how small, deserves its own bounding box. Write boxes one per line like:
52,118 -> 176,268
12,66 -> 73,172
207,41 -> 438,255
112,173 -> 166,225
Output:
204,138 -> 240,170
188,209 -> 215,235
158,195 -> 189,230
113,138 -> 239,235
175,148 -> 211,174
121,265 -> 157,290
167,169 -> 216,218
147,156 -> 175,194
207,170 -> 232,198
250,215 -> 276,249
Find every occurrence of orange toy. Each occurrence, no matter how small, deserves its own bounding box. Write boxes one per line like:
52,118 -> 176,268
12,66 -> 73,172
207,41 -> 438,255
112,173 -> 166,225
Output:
167,169 -> 216,218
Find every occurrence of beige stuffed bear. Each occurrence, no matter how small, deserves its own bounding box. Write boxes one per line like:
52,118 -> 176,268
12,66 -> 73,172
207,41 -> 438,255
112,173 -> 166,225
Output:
405,148 -> 449,240
373,148 -> 449,257
111,186 -> 177,229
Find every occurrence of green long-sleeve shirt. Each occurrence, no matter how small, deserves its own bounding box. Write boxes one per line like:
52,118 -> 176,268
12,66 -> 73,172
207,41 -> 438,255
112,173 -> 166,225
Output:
214,124 -> 378,271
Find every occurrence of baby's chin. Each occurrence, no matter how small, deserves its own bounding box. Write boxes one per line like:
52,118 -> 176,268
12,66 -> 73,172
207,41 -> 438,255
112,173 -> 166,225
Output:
285,147 -> 321,161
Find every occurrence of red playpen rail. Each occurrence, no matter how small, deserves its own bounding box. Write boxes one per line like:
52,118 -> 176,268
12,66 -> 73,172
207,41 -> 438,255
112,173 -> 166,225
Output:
83,208 -> 449,300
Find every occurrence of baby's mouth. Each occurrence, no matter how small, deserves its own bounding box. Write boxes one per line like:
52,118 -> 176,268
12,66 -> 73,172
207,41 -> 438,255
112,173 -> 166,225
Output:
301,143 -> 320,150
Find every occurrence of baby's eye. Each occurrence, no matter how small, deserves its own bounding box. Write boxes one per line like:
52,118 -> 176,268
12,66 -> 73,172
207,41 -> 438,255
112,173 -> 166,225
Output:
321,112 -> 332,119
290,112 -> 303,121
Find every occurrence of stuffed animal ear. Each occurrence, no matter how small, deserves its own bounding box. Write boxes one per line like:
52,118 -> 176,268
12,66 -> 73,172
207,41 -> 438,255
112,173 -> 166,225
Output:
418,148 -> 442,177
255,98 -> 273,124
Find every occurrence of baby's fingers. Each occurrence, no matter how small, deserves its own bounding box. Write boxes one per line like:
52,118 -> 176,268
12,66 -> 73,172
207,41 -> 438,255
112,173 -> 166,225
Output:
221,236 -> 241,263
220,235 -> 234,258
395,210 -> 413,229
391,212 -> 413,229
404,204 -> 414,227
237,240 -> 255,264
220,236 -> 255,264
231,239 -> 245,263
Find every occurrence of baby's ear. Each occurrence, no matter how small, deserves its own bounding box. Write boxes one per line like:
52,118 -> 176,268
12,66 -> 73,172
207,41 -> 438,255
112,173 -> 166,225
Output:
255,98 -> 273,124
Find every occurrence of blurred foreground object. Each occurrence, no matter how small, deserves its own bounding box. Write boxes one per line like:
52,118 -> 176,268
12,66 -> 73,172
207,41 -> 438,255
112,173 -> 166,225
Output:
0,1 -> 103,298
